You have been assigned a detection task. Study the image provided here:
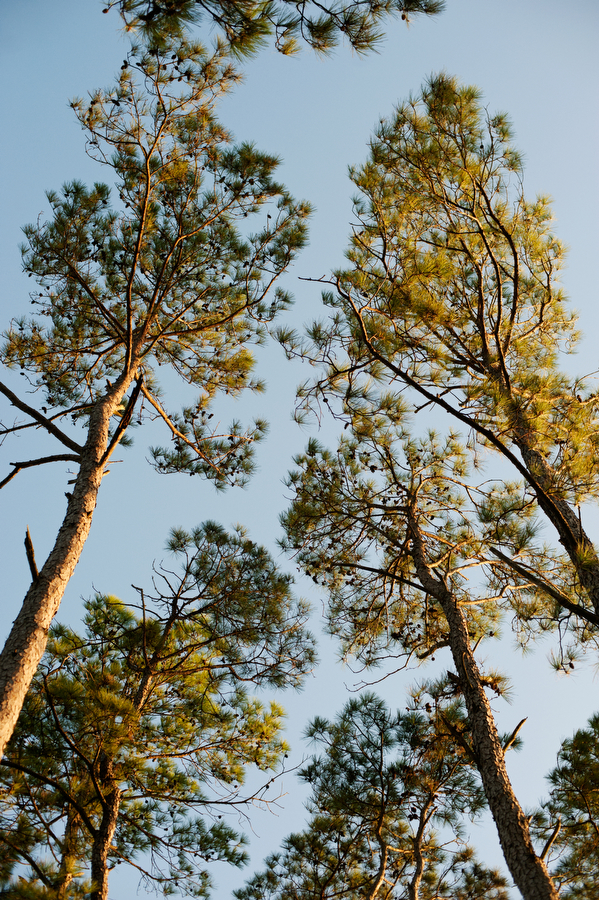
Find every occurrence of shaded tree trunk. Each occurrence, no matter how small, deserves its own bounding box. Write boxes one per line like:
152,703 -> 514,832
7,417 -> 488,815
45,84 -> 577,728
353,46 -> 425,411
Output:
56,808 -> 82,900
90,754 -> 122,900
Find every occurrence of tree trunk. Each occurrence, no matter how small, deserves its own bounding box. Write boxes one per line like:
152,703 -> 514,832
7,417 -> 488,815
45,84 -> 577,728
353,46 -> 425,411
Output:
56,807 -> 81,900
90,754 -> 122,900
407,514 -> 559,900
439,589 -> 558,900
0,374 -> 136,759
407,810 -> 428,900
368,825 -> 389,900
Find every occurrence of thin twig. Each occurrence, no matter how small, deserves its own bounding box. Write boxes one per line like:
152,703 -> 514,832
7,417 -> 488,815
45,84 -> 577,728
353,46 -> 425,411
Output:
0,454 -> 81,490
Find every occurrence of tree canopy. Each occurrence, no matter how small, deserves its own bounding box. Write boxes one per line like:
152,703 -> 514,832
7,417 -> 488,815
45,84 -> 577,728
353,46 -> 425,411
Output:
236,689 -> 510,899
0,36 -> 310,759
0,523 -> 315,899
108,0 -> 445,56
532,712 -> 599,899
277,74 -> 599,899
283,74 -> 599,637
2,4 -> 597,897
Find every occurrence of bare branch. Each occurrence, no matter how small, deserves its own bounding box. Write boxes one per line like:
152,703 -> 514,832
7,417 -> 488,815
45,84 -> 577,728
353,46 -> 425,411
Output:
0,380 -> 83,453
539,817 -> 561,862
503,718 -> 527,754
0,454 -> 81,490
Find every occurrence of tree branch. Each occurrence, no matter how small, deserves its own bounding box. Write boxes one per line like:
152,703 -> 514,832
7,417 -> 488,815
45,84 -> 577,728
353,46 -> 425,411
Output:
0,758 -> 97,838
540,817 -> 561,862
0,454 -> 81,490
338,284 -> 580,557
24,527 -> 39,582
140,383 -> 217,470
503,718 -> 527,754
489,547 -> 599,628
0,381 -> 83,453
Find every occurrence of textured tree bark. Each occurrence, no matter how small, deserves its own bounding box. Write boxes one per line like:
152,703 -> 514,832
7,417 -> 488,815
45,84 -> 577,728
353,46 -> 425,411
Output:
407,514 -> 559,900
0,373 -> 136,759
90,754 -> 122,900
439,591 -> 558,900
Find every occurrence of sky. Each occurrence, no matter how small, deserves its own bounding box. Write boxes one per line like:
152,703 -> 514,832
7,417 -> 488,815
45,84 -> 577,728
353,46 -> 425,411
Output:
0,0 -> 598,896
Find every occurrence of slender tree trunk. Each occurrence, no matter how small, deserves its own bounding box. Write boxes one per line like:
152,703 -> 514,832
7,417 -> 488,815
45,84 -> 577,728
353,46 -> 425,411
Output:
408,513 -> 559,900
0,373 -> 136,759
368,828 -> 389,900
90,754 -> 122,900
56,808 -> 81,900
407,811 -> 428,900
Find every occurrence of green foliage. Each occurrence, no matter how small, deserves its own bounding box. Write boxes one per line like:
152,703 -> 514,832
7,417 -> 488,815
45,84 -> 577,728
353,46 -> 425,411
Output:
279,75 -> 578,897
107,0 -> 445,57
532,713 -> 599,899
0,524 -> 316,898
3,39 -> 310,488
235,689 -> 509,899
281,73 -> 599,652
337,73 -> 595,490
291,73 -> 598,494
282,424 -> 530,670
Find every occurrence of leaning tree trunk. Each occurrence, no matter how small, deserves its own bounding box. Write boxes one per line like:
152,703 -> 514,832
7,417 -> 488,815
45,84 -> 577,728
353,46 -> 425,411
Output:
0,372 -> 137,759
408,515 -> 559,900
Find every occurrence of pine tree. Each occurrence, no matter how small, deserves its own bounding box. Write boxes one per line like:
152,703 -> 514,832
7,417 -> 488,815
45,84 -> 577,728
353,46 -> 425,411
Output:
236,688 -> 510,900
284,74 -> 599,636
281,426 -> 556,898
0,522 -> 316,899
107,0 -> 445,57
532,712 -> 599,899
277,75 -> 597,898
0,38 -> 310,758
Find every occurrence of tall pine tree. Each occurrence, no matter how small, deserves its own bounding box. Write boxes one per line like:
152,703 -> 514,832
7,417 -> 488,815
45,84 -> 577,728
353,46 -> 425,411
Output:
236,688 -> 510,900
0,523 -> 315,899
278,75 -> 599,899
0,38 -> 310,758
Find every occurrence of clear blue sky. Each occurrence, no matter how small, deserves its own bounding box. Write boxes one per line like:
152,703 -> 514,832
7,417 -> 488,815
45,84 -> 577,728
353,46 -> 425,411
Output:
1,1 -> 598,895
